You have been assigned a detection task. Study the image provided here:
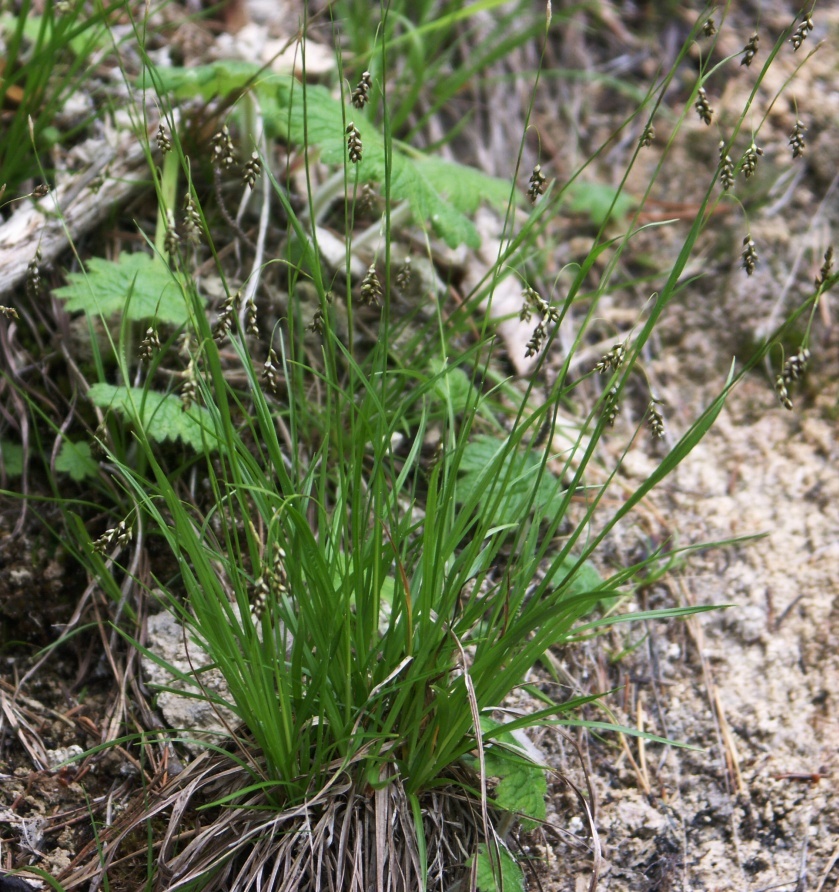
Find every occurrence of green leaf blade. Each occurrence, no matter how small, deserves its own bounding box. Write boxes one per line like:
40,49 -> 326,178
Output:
54,254 -> 193,325
56,440 -> 98,482
88,384 -> 216,452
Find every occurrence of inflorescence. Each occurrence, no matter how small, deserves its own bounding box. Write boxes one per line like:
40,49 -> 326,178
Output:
741,33 -> 759,67
775,347 -> 810,411
695,88 -> 713,125
351,71 -> 372,109
527,165 -> 547,203
790,15 -> 813,51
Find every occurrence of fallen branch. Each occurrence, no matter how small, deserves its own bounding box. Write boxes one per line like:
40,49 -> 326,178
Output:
0,129 -> 152,298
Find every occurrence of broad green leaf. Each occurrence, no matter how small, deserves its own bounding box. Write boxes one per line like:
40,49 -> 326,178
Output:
143,59 -> 266,101
476,717 -> 547,831
566,180 -> 636,227
275,79 -> 510,248
555,552 -> 604,598
141,62 -> 286,126
54,254 -> 193,325
474,842 -> 524,892
457,435 -> 564,521
429,357 -> 475,414
56,440 -> 98,482
485,745 -> 547,831
0,439 -> 24,478
412,155 -> 512,215
149,60 -> 513,248
87,384 -> 217,452
0,14 -> 107,57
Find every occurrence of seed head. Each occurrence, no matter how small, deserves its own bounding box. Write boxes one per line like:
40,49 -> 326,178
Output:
521,285 -> 559,323
603,386 -> 620,427
164,210 -> 179,256
782,346 -> 810,385
210,124 -> 236,169
719,141 -> 735,191
525,321 -> 546,358
93,520 -> 133,554
741,142 -> 763,179
91,416 -> 109,459
245,300 -> 259,336
346,123 -> 363,164
789,120 -> 806,158
356,182 -> 376,213
183,194 -> 202,244
647,399 -> 665,438
308,291 -> 334,334
815,247 -> 834,289
396,258 -> 413,291
594,342 -> 627,374
695,88 -> 713,125
703,17 -> 717,37
774,374 -> 793,411
774,345 -> 812,413
157,124 -> 172,154
351,71 -> 372,109
527,165 -> 547,203
262,348 -> 280,395
741,33 -> 759,67
242,152 -> 262,190
25,248 -> 42,300
213,292 -> 240,343
181,360 -> 198,410
250,572 -> 270,621
359,265 -> 382,305
639,123 -> 655,148
270,545 -> 288,594
741,236 -> 758,276
790,15 -> 813,51
139,327 -> 160,363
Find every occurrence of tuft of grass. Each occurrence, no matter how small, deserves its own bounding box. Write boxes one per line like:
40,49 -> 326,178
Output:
1,2 -> 833,891
0,0 -> 117,207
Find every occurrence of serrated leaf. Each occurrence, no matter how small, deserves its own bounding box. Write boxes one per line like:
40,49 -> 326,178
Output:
457,435 -> 564,522
275,80 -> 502,248
479,717 -> 547,831
412,155 -> 512,215
566,180 -> 636,227
556,552 -> 604,598
0,439 -> 24,478
484,745 -> 547,830
141,62 -> 286,129
429,357 -> 475,414
88,384 -> 217,452
56,440 -> 98,482
54,254 -> 193,325
151,61 -> 511,249
474,842 -> 524,892
143,59 -> 260,101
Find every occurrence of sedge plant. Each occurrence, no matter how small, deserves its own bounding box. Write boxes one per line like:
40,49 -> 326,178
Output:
1,3 -> 831,892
